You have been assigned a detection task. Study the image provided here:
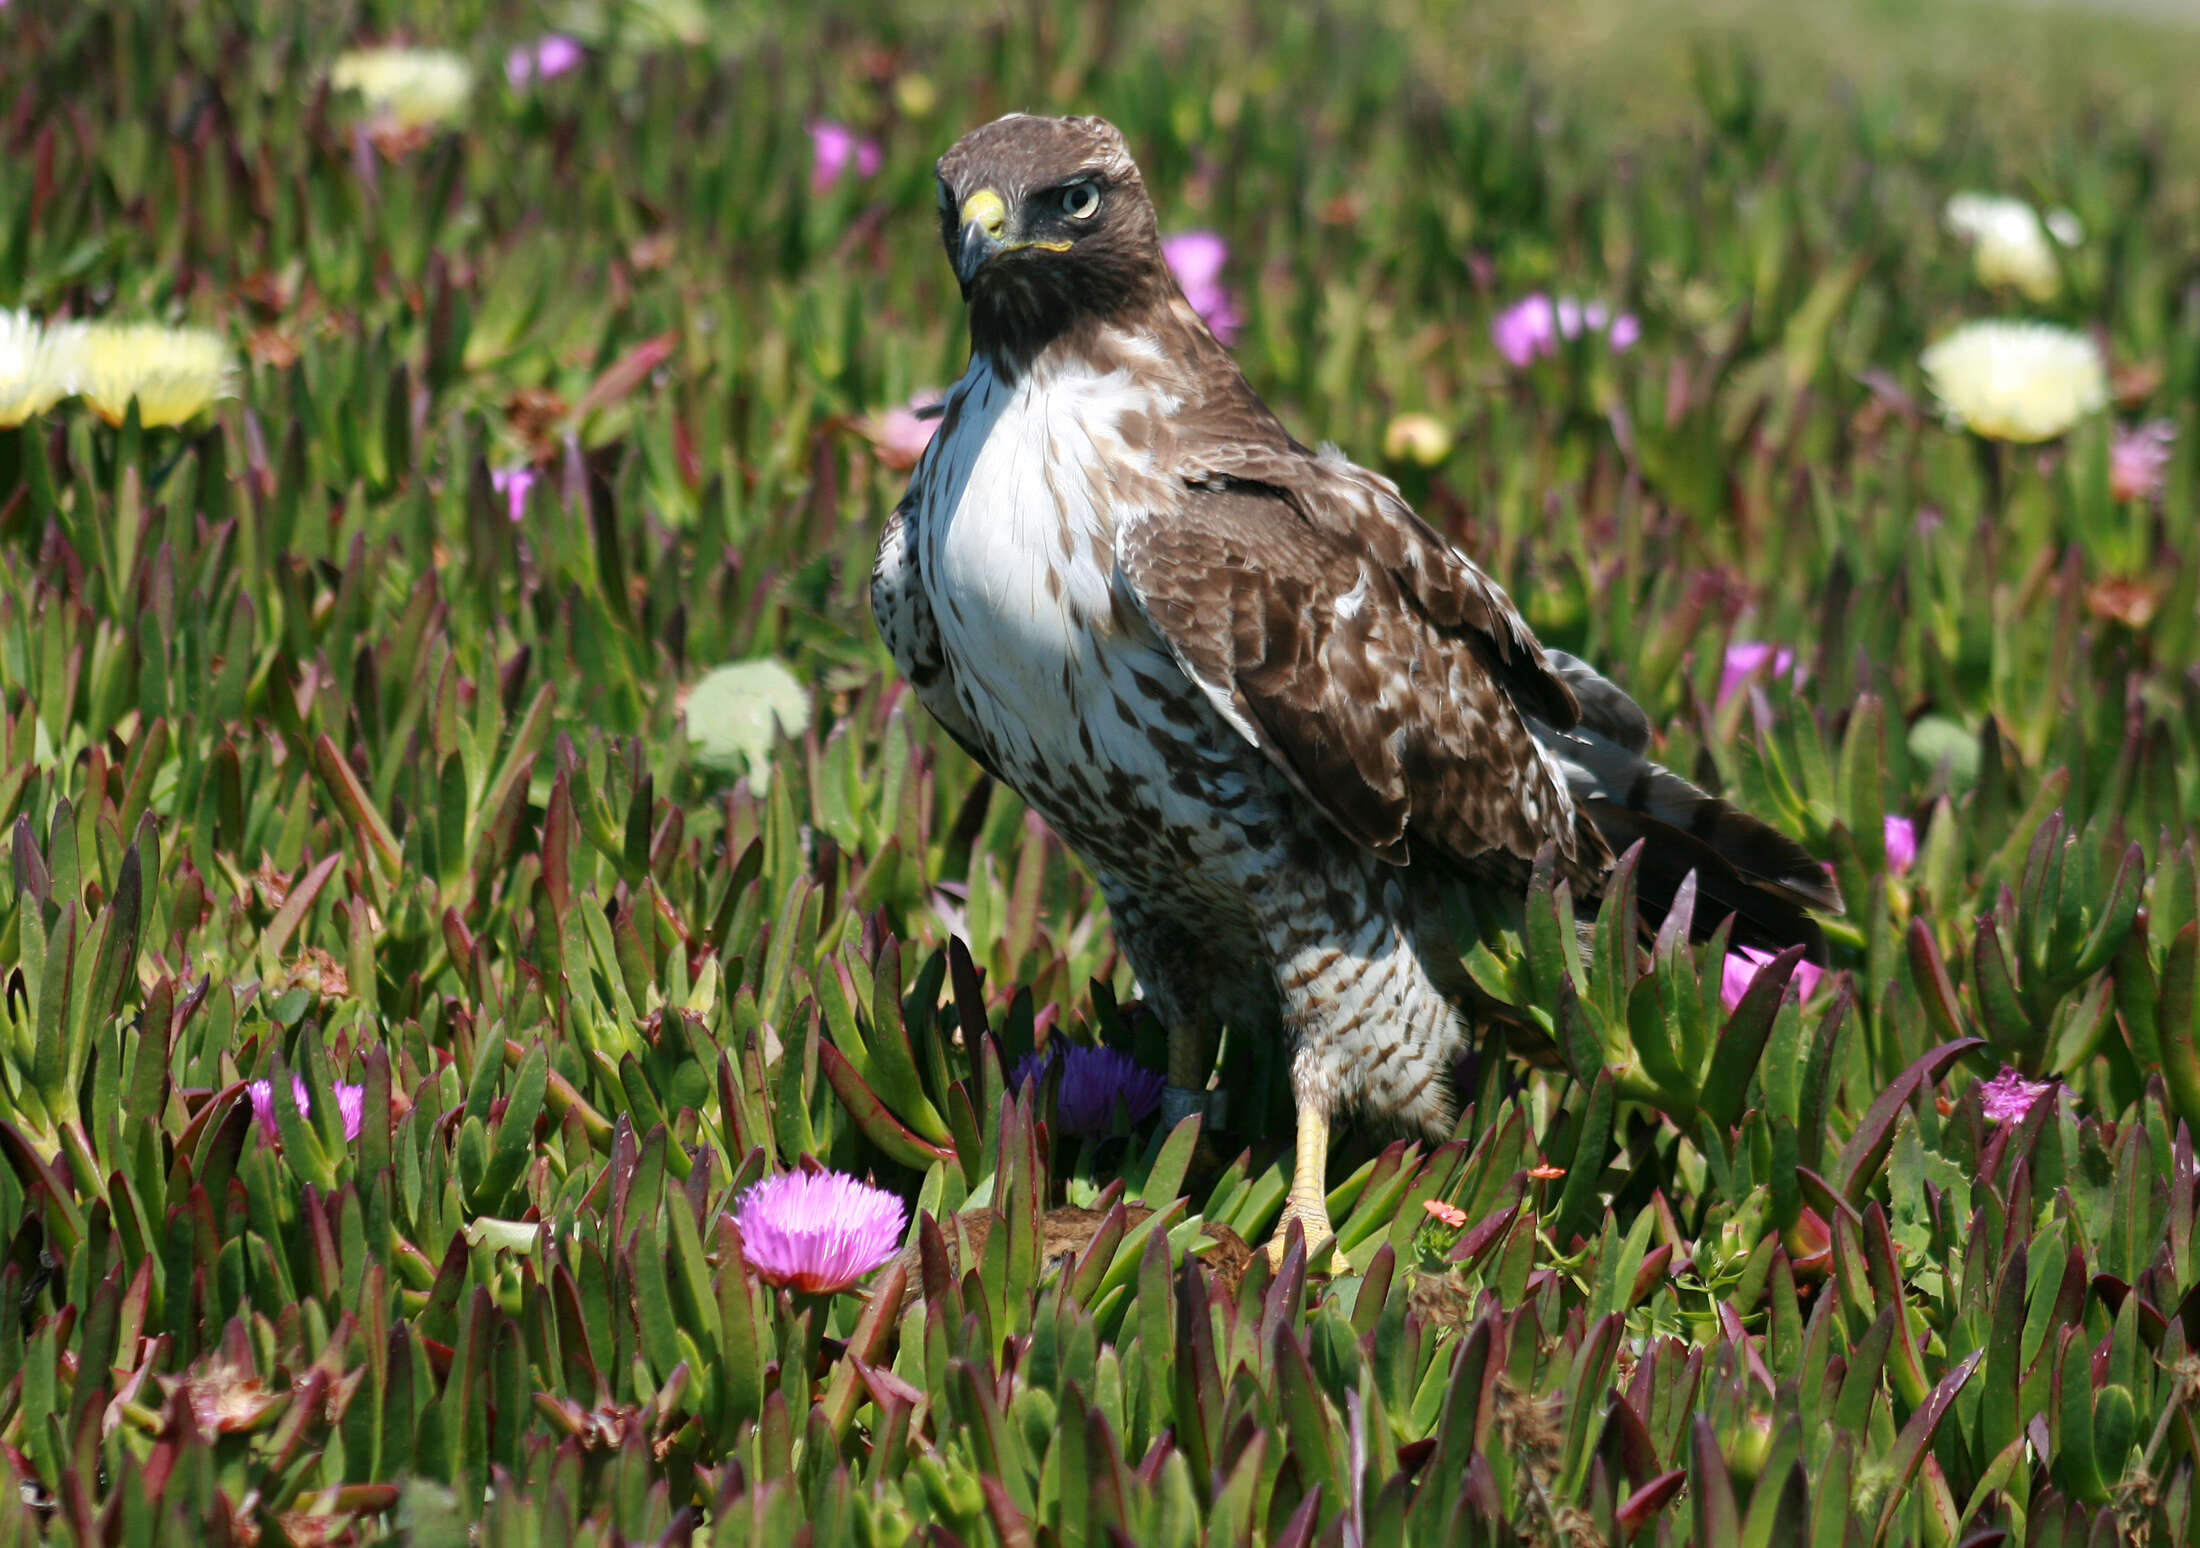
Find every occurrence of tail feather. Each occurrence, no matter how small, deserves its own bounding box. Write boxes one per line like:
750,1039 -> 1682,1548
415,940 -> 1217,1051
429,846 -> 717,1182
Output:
1532,653 -> 1841,958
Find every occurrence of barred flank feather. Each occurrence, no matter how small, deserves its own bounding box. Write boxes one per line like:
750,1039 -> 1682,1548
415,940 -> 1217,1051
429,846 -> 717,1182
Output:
1534,653 -> 1841,958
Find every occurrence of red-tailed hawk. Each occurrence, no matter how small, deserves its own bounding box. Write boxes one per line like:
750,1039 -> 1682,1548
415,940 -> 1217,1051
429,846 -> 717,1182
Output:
873,114 -> 1837,1266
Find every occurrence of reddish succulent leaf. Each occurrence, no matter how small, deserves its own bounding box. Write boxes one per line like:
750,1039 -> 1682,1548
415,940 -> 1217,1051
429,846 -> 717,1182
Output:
1615,1467 -> 1687,1532
816,1040 -> 955,1168
572,332 -> 677,423
1833,1039 -> 1984,1207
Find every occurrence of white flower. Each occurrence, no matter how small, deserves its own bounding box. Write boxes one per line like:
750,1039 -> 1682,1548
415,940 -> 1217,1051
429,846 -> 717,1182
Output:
61,322 -> 235,427
332,48 -> 474,130
1920,320 -> 2107,444
0,310 -> 78,427
1944,192 -> 2080,302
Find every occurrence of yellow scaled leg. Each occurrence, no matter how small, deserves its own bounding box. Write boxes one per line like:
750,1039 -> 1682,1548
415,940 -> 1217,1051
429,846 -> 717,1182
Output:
1266,1103 -> 1351,1275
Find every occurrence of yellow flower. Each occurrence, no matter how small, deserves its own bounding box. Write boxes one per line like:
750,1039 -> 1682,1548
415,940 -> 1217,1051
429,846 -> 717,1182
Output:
63,322 -> 235,428
894,73 -> 938,118
1944,192 -> 2080,302
1920,320 -> 2107,444
1382,412 -> 1452,467
332,47 -> 474,130
0,310 -> 79,427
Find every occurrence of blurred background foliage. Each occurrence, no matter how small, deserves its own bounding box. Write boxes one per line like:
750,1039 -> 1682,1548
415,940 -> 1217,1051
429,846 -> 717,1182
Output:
2,0 -> 2200,1541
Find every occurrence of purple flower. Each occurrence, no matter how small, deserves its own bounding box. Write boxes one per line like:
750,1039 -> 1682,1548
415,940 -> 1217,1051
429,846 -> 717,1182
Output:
1719,947 -> 1825,1013
2110,420 -> 2175,504
506,35 -> 583,88
733,1169 -> 907,1293
490,464 -> 536,523
1977,1067 -> 2053,1125
808,120 -> 882,194
861,390 -> 946,471
1162,231 -> 1243,345
1012,1043 -> 1166,1136
1492,294 -> 1557,367
248,1076 -> 366,1142
1716,641 -> 1797,708
1491,292 -> 1638,367
1883,815 -> 1917,875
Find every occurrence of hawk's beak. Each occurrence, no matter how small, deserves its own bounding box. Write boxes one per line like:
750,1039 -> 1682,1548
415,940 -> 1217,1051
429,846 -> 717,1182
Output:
955,189 -> 1008,287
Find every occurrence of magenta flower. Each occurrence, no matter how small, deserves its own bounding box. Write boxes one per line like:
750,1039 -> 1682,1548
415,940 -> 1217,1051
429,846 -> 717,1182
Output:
808,120 -> 882,193
1716,641 -> 1797,708
1491,295 -> 1556,366
861,390 -> 946,472
1162,231 -> 1243,345
1719,947 -> 1825,1012
1883,814 -> 1917,875
1012,1043 -> 1166,1135
2110,420 -> 2175,504
248,1076 -> 366,1142
733,1170 -> 907,1293
1491,292 -> 1638,367
506,35 -> 583,88
490,465 -> 536,523
1977,1067 -> 2053,1125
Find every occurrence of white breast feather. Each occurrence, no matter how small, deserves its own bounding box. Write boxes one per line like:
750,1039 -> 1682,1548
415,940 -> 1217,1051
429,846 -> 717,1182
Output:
909,349 -> 1199,784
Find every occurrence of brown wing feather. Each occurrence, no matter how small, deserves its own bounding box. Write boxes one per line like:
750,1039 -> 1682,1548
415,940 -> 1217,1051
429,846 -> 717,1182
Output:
1116,471 -> 1601,883
1176,439 -> 1582,732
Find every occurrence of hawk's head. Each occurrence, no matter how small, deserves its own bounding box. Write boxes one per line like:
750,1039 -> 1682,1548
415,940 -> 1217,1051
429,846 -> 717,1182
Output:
934,114 -> 1167,362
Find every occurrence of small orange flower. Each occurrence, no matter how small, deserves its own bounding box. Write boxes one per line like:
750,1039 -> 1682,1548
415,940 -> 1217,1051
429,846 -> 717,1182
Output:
1528,1165 -> 1567,1180
1422,1199 -> 1468,1229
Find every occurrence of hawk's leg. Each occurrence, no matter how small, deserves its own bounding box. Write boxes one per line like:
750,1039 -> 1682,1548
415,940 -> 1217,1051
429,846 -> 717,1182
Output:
1160,1021 -> 1210,1129
1270,1097 -> 1347,1273
1100,885 -> 1262,1132
1259,864 -> 1459,1274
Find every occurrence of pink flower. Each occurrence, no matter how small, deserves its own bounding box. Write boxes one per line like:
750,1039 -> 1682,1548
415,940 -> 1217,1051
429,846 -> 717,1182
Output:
1719,947 -> 1825,1012
1491,292 -> 1638,367
506,35 -> 583,88
808,120 -> 882,193
1423,1199 -> 1468,1229
248,1076 -> 366,1142
861,390 -> 946,471
1492,294 -> 1557,366
490,465 -> 536,523
733,1170 -> 907,1293
1977,1067 -> 2053,1125
1012,1043 -> 1166,1135
1162,231 -> 1243,345
2110,420 -> 2174,504
1883,815 -> 1917,874
1716,641 -> 1797,708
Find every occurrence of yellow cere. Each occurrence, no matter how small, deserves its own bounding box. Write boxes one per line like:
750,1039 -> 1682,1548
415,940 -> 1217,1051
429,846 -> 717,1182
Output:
64,322 -> 236,428
960,189 -> 1008,236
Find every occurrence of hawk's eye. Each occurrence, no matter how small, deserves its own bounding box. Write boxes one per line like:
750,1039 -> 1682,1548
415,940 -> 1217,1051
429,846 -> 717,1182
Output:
1060,182 -> 1101,220
937,179 -> 955,215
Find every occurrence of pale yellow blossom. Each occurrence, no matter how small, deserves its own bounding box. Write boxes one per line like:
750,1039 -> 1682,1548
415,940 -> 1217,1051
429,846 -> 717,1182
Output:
1920,320 -> 2106,444
332,48 -> 474,130
0,310 -> 78,427
1381,412 -> 1452,467
63,322 -> 235,428
1944,192 -> 2080,302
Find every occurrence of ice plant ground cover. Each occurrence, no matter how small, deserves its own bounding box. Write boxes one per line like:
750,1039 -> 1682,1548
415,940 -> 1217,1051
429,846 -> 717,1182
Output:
2,0 -> 2199,1543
